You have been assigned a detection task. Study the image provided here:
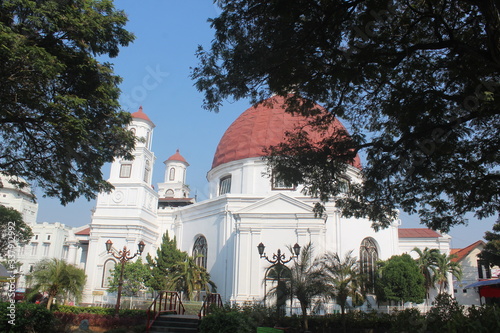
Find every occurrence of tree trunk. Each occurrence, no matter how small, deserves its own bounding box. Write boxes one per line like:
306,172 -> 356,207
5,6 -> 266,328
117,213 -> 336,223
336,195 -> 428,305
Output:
46,294 -> 55,310
300,302 -> 308,331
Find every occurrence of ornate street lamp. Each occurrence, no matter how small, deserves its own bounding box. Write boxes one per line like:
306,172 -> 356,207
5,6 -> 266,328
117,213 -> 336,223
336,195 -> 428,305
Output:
257,242 -> 301,265
257,242 -> 300,316
105,239 -> 145,316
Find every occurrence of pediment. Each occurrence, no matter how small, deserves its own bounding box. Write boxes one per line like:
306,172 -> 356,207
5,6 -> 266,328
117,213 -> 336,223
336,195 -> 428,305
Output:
235,193 -> 315,216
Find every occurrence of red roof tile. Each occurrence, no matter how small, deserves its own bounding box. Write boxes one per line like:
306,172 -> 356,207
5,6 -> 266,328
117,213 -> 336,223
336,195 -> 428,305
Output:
211,95 -> 362,169
75,227 -> 90,236
166,149 -> 189,165
131,106 -> 154,125
451,240 -> 485,263
398,228 -> 442,238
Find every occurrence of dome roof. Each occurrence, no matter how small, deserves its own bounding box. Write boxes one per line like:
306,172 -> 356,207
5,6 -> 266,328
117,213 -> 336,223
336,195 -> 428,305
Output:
166,149 -> 189,165
212,95 -> 362,169
131,106 -> 154,125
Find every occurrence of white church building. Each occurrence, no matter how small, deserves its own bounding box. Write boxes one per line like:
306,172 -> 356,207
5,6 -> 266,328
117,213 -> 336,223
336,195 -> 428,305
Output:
79,96 -> 452,305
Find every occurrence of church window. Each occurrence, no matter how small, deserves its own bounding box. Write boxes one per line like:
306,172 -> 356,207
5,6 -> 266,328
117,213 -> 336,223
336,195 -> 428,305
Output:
144,160 -> 151,183
165,189 -> 174,197
102,259 -> 116,288
360,237 -> 378,293
62,245 -> 69,259
120,164 -> 132,178
43,243 -> 50,256
219,175 -> 231,195
169,167 -> 175,181
146,131 -> 151,149
338,178 -> 350,194
31,243 -> 38,256
272,173 -> 295,190
193,236 -> 207,269
130,128 -> 136,135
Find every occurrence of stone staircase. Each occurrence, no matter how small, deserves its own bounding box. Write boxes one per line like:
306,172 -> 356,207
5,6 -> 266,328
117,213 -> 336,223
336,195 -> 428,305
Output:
148,313 -> 200,333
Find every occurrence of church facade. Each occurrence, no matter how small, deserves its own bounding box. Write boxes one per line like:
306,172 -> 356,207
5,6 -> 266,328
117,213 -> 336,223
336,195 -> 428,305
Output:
81,96 -> 452,305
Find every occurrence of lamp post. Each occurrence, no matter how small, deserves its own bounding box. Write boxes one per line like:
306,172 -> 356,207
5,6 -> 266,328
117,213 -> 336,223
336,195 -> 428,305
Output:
105,239 -> 145,316
257,242 -> 300,316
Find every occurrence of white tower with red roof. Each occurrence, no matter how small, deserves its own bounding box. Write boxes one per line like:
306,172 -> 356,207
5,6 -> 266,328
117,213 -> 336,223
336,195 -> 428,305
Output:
82,106 -> 159,304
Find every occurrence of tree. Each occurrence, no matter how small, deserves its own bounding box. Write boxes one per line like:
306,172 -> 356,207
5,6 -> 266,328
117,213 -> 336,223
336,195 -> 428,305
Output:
479,219 -> 500,266
108,257 -> 150,297
0,0 -> 136,204
146,232 -> 187,291
0,205 -> 32,257
375,254 -> 425,305
192,0 -> 500,232
281,243 -> 327,331
432,252 -> 462,294
25,258 -> 86,309
167,255 -> 216,301
412,247 -> 440,303
322,250 -> 365,315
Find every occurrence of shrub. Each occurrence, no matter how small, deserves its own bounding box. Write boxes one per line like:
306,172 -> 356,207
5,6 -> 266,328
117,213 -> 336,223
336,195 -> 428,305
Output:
0,302 -> 54,332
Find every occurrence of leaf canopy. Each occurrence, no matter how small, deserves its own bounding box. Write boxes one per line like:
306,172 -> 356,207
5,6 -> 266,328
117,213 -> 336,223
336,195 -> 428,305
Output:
193,0 -> 500,231
0,0 -> 135,204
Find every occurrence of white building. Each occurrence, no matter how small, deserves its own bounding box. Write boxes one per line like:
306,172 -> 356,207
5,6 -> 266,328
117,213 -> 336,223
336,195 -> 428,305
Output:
81,97 -> 452,305
0,174 -> 89,291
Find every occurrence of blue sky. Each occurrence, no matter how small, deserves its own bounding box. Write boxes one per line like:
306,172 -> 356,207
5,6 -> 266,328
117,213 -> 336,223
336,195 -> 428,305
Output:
34,1 -> 495,249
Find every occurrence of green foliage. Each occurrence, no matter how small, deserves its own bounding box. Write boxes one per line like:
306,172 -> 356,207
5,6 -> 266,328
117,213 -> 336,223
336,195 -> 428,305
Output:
432,252 -> 462,294
146,232 -> 187,291
52,305 -> 146,318
0,302 -> 54,332
389,308 -> 427,333
193,0 -> 500,232
375,254 -> 425,304
426,293 -> 467,332
480,219 -> 500,266
0,205 -> 33,257
108,257 -> 150,297
0,0 -> 135,205
198,300 -> 500,333
199,304 -> 274,333
167,254 -> 216,300
25,258 -> 86,310
413,247 -> 441,302
322,250 -> 365,315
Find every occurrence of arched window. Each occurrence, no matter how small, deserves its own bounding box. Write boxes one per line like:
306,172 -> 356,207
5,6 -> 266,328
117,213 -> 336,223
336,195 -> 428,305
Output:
102,259 -> 116,288
193,236 -> 207,269
219,175 -> 231,195
360,237 -> 378,292
169,167 -> 175,181
144,160 -> 151,183
165,189 -> 174,197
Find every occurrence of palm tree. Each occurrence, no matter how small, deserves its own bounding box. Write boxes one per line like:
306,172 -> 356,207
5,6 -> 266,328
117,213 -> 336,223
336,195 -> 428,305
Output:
167,255 -> 215,300
289,243 -> 327,331
265,243 -> 326,331
433,253 -> 462,294
322,250 -> 365,315
26,258 -> 86,309
412,247 -> 440,303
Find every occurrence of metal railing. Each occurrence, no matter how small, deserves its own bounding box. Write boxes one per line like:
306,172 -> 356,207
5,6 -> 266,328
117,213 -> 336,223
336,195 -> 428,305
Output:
146,291 -> 185,332
198,293 -> 223,318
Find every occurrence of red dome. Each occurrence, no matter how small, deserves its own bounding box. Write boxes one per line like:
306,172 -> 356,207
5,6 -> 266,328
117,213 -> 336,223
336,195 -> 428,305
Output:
166,149 -> 189,165
131,106 -> 154,125
212,95 -> 361,169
